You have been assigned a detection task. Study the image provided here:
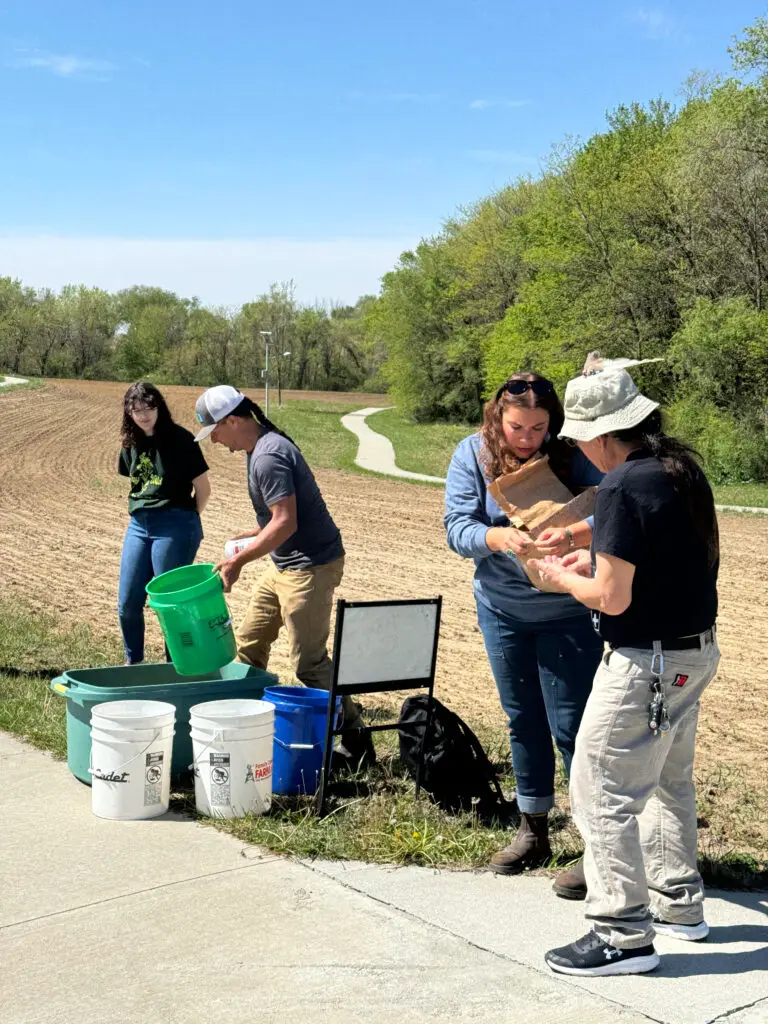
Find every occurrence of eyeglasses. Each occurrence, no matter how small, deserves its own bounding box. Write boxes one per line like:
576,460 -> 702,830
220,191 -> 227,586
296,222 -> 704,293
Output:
497,378 -> 554,399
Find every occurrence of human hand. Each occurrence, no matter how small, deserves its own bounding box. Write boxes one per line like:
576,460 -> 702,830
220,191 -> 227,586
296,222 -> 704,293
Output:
535,527 -> 572,557
495,527 -> 535,557
214,558 -> 242,593
528,554 -> 571,592
559,549 -> 593,577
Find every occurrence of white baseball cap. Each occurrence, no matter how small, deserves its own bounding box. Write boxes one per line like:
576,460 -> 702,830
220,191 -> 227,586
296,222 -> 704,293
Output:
194,385 -> 245,441
559,354 -> 661,443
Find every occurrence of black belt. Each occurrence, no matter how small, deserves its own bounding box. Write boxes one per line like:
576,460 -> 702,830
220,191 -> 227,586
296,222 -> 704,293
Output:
613,628 -> 716,652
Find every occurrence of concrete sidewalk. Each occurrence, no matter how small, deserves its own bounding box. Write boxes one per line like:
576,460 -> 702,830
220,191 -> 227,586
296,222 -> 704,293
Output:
2,732 -> 766,1024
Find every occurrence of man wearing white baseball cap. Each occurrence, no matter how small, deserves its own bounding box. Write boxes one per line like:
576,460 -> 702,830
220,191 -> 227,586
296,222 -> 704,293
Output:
528,354 -> 720,977
194,384 -> 373,766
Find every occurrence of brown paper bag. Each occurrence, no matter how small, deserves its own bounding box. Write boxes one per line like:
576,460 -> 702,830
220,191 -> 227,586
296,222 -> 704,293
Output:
488,455 -> 596,592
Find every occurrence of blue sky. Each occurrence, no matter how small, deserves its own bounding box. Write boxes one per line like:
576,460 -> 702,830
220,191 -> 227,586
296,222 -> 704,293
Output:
0,1 -> 762,305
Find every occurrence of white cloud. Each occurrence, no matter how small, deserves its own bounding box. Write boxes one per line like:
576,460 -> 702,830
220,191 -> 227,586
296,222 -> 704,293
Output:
9,49 -> 115,77
469,99 -> 530,110
468,150 -> 537,164
630,7 -> 678,40
0,235 -> 418,306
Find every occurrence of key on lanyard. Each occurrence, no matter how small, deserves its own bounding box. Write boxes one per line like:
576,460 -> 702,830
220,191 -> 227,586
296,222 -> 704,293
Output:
648,648 -> 670,736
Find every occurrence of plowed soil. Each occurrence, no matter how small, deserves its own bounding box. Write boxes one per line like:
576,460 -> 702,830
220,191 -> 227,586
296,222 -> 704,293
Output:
2,380 -> 767,855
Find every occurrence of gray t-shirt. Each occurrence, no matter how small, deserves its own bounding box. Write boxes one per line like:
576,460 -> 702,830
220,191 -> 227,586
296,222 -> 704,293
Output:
247,430 -> 344,570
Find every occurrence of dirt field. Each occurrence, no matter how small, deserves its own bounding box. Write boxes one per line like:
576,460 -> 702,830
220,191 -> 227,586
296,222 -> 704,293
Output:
2,380 -> 767,853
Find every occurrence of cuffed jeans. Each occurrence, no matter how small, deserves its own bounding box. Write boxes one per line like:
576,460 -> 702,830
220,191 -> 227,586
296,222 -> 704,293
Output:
118,508 -> 203,664
571,637 -> 721,949
476,600 -> 602,814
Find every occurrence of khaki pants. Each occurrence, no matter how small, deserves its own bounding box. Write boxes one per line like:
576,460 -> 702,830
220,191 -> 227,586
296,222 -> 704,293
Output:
570,637 -> 720,949
235,555 -> 359,727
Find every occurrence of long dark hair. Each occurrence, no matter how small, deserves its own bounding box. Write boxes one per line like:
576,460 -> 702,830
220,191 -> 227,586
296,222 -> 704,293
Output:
121,382 -> 174,449
612,410 -> 719,567
479,371 -> 572,483
230,396 -> 300,450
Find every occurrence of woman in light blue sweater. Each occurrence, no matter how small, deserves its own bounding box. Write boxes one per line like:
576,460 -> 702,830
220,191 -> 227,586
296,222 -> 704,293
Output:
444,372 -> 602,879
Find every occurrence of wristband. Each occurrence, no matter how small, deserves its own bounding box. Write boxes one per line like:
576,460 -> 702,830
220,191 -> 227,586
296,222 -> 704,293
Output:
565,527 -> 575,550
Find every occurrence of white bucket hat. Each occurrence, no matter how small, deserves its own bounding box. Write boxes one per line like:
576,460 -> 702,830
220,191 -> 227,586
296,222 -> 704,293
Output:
559,353 -> 662,443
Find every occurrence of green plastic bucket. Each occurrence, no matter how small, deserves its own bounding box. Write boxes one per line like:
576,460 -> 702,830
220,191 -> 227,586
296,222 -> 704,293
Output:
51,661 -> 278,785
146,563 -> 236,676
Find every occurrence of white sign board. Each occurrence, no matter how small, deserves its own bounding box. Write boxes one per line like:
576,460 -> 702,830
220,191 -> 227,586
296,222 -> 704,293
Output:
336,603 -> 439,687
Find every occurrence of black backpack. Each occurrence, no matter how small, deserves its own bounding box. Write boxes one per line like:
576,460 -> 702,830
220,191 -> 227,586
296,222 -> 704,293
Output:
397,695 -> 509,819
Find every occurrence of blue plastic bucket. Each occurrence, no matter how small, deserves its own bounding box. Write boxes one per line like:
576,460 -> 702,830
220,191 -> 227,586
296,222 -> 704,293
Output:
264,686 -> 341,796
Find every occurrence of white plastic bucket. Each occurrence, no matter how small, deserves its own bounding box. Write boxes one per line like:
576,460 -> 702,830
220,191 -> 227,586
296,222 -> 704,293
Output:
90,700 -> 176,820
190,698 -> 275,819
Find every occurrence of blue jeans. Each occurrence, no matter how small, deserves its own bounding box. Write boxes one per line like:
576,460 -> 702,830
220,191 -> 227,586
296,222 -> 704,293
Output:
476,599 -> 602,814
118,508 -> 203,664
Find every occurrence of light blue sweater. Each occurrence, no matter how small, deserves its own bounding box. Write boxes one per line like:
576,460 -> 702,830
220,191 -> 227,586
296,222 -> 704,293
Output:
444,433 -> 602,624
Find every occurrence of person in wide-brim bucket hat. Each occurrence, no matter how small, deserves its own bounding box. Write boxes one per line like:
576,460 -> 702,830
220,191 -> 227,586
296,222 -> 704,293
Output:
529,352 -> 721,978
558,352 -> 661,443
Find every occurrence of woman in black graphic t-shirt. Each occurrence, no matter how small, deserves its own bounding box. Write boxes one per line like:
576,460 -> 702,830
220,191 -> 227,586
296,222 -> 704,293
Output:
117,382 -> 211,664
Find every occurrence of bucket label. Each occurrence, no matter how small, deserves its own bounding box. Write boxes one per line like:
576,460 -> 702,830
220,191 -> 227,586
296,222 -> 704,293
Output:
207,614 -> 232,640
92,769 -> 130,783
144,751 -> 164,806
210,753 -> 231,806
245,760 -> 272,783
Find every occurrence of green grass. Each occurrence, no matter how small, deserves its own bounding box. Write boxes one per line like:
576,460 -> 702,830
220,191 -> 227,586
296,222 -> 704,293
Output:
1,600 -> 766,884
0,601 -> 123,759
0,376 -> 45,395
267,401 -> 362,471
712,483 -> 768,508
366,408 -> 473,479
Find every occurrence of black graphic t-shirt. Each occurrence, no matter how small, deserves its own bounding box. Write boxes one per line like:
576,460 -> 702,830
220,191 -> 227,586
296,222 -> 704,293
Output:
118,424 -> 209,514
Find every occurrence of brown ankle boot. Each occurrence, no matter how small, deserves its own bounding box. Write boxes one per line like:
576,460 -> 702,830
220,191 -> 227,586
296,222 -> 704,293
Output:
489,813 -> 552,875
552,856 -> 587,900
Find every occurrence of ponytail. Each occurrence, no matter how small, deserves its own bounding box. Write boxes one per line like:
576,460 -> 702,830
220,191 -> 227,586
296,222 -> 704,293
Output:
230,396 -> 300,451
612,410 -> 719,567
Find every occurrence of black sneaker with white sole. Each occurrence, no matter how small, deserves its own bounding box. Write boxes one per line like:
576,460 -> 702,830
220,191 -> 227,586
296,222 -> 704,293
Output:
545,930 -> 660,977
652,916 -> 709,942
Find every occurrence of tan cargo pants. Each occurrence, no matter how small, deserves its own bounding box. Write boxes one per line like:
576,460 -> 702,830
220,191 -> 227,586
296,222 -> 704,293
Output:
570,635 -> 720,948
235,555 -> 360,726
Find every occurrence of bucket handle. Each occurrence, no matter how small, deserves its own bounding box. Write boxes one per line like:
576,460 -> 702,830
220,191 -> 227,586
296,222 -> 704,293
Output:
189,727 -> 231,771
88,730 -> 164,778
273,737 -> 318,751
51,677 -> 70,696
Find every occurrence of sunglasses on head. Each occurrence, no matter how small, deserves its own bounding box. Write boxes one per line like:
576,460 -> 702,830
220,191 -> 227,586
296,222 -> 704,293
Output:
497,377 -> 554,399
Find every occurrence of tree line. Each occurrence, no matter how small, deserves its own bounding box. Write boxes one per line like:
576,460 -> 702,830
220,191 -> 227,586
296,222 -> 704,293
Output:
2,18 -> 767,482
372,17 -> 768,483
0,280 -> 383,394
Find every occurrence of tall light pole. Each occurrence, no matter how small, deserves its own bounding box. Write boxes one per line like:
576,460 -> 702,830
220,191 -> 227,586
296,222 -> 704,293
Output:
278,350 -> 291,408
259,330 -> 272,418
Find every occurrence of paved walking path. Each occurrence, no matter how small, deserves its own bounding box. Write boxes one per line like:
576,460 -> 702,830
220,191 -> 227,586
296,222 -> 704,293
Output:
3,731 -> 767,1024
340,407 -> 447,484
341,407 -> 768,515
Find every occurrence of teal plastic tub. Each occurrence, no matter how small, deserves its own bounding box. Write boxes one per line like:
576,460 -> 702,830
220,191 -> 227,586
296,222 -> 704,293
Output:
51,661 -> 278,785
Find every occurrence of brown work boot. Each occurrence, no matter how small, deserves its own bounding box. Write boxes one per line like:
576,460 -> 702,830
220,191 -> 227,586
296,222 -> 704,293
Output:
489,812 -> 551,875
553,857 -> 587,900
